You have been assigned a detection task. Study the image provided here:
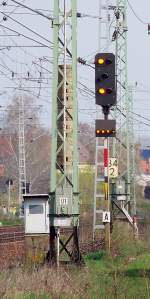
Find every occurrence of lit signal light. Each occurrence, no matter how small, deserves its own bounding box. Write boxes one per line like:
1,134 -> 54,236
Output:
96,129 -> 116,137
95,119 -> 116,138
99,88 -> 106,95
98,58 -> 105,65
98,58 -> 112,65
98,88 -> 113,95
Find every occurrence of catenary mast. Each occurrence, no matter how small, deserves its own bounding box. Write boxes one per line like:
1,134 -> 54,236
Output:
49,0 -> 81,265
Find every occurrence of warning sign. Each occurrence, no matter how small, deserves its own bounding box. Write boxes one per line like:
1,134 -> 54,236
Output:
102,211 -> 110,223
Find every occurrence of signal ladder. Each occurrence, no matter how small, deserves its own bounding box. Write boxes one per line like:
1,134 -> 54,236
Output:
93,138 -> 106,239
93,0 -> 112,240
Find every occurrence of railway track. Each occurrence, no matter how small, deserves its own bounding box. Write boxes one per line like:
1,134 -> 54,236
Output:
0,225 -> 104,254
0,225 -> 25,243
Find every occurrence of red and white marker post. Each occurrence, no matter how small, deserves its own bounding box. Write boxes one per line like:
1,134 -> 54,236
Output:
103,138 -> 110,252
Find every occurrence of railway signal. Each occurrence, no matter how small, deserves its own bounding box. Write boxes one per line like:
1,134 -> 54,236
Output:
95,119 -> 116,137
95,53 -> 116,107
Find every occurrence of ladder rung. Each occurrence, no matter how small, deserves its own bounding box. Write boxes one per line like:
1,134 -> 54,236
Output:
99,21 -> 108,24
96,210 -> 103,214
96,178 -> 104,182
96,194 -> 105,198
97,163 -> 104,166
94,225 -> 105,229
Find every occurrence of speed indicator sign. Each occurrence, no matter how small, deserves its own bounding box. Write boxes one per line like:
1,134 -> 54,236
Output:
109,158 -> 118,178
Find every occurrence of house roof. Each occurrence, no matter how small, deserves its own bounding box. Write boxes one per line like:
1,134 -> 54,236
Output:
23,194 -> 49,201
141,149 -> 150,160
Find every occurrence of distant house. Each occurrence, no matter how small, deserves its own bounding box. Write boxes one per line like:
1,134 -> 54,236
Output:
140,149 -> 150,174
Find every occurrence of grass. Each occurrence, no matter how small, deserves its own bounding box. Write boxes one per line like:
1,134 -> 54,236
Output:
0,214 -> 23,226
85,250 -> 150,299
1,224 -> 150,299
1,249 -> 150,299
1,197 -> 150,298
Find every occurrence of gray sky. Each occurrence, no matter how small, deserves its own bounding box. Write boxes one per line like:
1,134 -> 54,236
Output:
0,1 -> 150,142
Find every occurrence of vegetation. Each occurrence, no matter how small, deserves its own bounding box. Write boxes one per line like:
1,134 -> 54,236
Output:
1,222 -> 150,299
0,213 -> 23,226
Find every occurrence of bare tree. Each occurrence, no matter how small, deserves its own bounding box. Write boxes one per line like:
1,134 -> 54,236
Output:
1,94 -> 51,199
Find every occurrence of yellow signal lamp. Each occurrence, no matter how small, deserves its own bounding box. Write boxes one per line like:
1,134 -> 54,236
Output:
102,130 -> 105,134
96,129 -> 100,134
98,88 -> 106,95
107,130 -> 110,133
98,58 -> 105,65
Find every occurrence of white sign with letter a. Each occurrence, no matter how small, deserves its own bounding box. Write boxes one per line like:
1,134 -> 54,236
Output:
103,211 -> 110,223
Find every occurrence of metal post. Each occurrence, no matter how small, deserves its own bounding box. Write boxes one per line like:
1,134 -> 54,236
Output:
50,0 -> 59,195
128,86 -> 136,215
8,179 -> 11,213
72,0 -> 78,196
57,229 -> 60,268
63,0 -> 67,184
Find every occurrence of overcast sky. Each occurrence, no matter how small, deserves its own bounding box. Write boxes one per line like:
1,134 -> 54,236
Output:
0,1 -> 150,142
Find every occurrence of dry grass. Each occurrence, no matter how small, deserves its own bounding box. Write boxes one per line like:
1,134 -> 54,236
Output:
0,265 -> 91,299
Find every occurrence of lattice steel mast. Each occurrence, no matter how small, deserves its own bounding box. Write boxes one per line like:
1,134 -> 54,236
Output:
93,0 -> 137,237
111,0 -> 137,228
18,94 -> 26,205
49,0 -> 81,265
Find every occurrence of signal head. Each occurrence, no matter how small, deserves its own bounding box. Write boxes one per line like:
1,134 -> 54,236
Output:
95,53 -> 116,107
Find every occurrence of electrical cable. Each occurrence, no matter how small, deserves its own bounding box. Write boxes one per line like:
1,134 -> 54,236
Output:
0,24 -> 51,48
0,12 -> 53,47
0,11 -> 92,68
127,0 -> 149,25
0,0 -> 27,28
10,0 -> 54,21
117,105 -> 150,123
